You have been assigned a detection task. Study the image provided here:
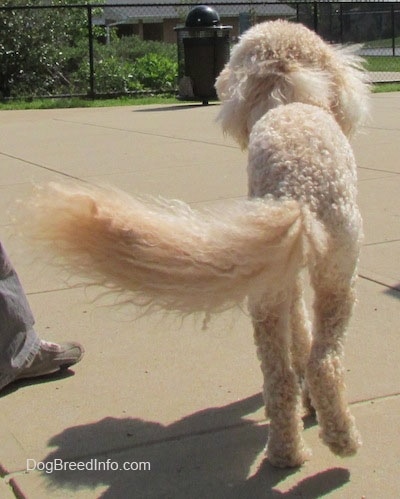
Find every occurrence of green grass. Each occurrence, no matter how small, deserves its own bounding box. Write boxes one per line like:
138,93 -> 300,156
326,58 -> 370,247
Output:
364,37 -> 400,49
0,82 -> 398,111
364,55 -> 400,72
372,82 -> 400,92
0,95 -> 181,111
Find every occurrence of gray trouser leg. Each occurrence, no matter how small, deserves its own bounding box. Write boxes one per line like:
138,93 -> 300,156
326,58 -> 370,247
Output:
0,242 -> 40,389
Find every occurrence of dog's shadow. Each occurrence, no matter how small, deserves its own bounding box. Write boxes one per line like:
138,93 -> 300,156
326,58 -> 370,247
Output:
384,284 -> 400,299
41,393 -> 349,498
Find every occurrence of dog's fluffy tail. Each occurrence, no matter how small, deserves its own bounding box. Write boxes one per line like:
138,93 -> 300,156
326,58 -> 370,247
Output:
25,182 -> 314,315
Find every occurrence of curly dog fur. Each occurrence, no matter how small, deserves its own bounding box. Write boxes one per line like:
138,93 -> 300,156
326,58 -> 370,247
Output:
26,20 -> 370,467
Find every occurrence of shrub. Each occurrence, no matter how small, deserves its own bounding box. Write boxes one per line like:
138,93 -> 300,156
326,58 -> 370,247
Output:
133,53 -> 178,91
99,35 -> 177,64
73,58 -> 144,95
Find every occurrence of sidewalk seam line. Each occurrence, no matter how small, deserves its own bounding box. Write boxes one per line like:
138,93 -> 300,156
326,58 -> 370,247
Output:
0,152 -> 81,181
53,118 -> 240,150
358,273 -> 400,292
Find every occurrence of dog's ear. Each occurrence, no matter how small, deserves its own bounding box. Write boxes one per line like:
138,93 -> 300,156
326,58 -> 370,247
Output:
215,65 -> 255,149
329,46 -> 370,137
215,65 -> 231,101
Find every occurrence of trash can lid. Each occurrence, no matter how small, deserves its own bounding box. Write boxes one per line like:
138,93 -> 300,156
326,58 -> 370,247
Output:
185,5 -> 221,27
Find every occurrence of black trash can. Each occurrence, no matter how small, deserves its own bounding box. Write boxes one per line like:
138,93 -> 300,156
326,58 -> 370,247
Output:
175,6 -> 232,105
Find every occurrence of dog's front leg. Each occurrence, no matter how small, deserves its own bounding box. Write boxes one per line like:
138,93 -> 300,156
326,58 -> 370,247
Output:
250,295 -> 311,468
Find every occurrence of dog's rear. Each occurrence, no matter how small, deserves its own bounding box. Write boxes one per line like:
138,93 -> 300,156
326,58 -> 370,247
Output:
25,20 -> 370,467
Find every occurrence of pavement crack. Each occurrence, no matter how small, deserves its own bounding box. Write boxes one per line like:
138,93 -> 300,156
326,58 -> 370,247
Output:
363,238 -> 400,247
358,165 -> 400,175
53,118 -> 239,150
0,151 -> 81,181
351,392 -> 400,407
358,273 -> 400,292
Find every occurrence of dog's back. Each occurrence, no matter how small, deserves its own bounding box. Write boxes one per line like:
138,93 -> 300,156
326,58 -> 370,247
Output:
248,102 -> 361,232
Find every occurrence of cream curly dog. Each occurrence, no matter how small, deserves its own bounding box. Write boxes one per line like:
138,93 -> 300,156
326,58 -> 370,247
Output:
28,20 -> 370,468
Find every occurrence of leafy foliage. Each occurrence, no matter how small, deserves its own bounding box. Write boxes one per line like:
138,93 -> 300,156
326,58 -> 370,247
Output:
133,53 -> 178,91
0,1 -> 89,97
0,2 -> 178,98
77,57 -> 144,95
98,35 -> 176,63
87,36 -> 178,95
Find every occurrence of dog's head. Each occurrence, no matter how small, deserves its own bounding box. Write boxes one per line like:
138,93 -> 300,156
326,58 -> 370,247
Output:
215,20 -> 370,148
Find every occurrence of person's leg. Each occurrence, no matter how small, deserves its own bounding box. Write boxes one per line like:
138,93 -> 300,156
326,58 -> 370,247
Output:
0,242 -> 41,389
0,242 -> 84,392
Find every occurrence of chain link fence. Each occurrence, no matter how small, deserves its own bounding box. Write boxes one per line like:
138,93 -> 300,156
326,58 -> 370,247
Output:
1,2 -> 400,100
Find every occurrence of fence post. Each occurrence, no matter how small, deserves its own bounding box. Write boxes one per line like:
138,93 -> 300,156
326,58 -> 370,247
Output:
391,3 -> 395,56
87,5 -> 95,98
339,3 -> 343,44
313,1 -> 318,33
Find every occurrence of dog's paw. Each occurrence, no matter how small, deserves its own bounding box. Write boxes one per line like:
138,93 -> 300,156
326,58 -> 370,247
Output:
266,441 -> 312,468
321,424 -> 362,457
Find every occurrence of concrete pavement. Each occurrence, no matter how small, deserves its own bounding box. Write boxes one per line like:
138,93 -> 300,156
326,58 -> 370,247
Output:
0,93 -> 399,498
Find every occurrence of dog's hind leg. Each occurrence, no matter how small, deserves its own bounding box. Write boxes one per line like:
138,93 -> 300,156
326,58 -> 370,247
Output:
290,274 -> 314,415
306,249 -> 362,457
250,290 -> 311,468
